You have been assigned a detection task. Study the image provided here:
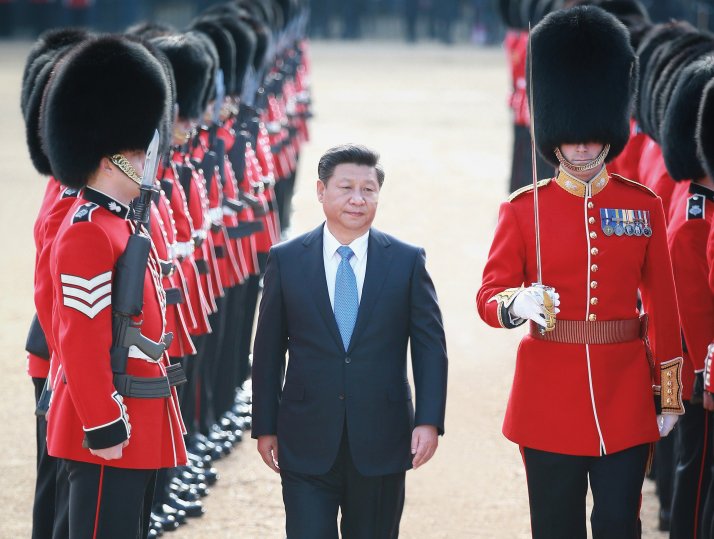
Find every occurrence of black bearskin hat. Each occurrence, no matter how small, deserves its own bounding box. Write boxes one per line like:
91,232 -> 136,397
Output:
527,6 -> 636,166
125,21 -> 176,39
206,15 -> 257,95
190,18 -> 237,95
43,35 -> 170,188
499,0 -> 526,29
634,21 -> 695,138
150,33 -> 213,121
21,28 -> 90,116
123,35 -> 178,157
651,35 -> 714,143
697,76 -> 714,180
23,34 -> 91,175
534,0 -> 564,24
567,0 -> 651,48
188,30 -> 220,110
661,57 -> 714,181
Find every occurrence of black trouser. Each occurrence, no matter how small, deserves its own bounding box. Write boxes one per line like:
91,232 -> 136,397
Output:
32,377 -> 69,539
213,283 -> 246,416
237,272 -> 260,390
655,434 -> 676,519
180,346 -> 200,437
281,431 -> 405,539
510,124 -> 554,194
701,414 -> 714,539
670,400 -> 712,539
198,295 -> 227,434
59,460 -> 156,539
275,169 -> 297,233
521,444 -> 650,539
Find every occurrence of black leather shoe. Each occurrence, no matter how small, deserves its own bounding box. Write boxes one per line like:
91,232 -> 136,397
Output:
192,434 -> 225,460
169,479 -> 201,502
168,493 -> 205,518
151,512 -> 179,532
184,464 -> 218,485
160,504 -> 187,525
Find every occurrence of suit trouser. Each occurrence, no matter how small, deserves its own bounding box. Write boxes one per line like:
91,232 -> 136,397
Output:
670,400 -> 712,539
32,377 -> 69,539
521,444 -> 650,539
59,459 -> 156,539
280,431 -> 405,539
700,412 -> 714,539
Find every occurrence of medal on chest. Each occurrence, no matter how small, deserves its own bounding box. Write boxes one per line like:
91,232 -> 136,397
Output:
601,208 -> 652,238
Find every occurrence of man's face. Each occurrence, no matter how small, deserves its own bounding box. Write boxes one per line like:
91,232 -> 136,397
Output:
559,142 -> 605,164
173,118 -> 195,145
317,163 -> 380,238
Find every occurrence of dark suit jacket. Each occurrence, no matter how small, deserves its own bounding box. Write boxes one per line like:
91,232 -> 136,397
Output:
251,225 -> 448,476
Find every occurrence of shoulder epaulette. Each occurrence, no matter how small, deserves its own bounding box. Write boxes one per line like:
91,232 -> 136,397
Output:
71,202 -> 98,224
610,174 -> 658,197
687,194 -> 705,220
508,179 -> 551,202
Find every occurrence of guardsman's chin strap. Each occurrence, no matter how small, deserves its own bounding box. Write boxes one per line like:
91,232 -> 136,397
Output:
109,154 -> 142,186
554,144 -> 610,174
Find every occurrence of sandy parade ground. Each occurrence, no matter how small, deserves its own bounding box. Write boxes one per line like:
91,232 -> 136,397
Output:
0,40 -> 667,538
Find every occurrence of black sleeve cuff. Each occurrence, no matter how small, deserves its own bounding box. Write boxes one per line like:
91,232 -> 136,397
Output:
84,418 -> 129,450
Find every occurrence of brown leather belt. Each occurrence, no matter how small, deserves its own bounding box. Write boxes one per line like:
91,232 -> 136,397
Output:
529,317 -> 644,344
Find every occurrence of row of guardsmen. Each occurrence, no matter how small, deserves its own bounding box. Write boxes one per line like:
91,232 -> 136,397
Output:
21,1 -> 312,537
498,0 -> 714,536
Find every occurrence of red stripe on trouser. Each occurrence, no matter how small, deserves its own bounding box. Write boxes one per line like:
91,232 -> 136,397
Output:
694,415 -> 710,539
92,465 -> 105,539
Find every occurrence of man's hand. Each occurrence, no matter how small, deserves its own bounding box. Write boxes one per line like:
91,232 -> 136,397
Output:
704,392 -> 714,411
657,414 -> 679,437
257,435 -> 280,473
411,425 -> 438,469
89,440 -> 129,461
510,286 -> 560,328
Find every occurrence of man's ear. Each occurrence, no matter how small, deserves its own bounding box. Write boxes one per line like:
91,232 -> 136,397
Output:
316,179 -> 325,202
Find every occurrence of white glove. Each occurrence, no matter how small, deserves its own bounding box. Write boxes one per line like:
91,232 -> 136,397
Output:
657,414 -> 678,437
509,286 -> 560,328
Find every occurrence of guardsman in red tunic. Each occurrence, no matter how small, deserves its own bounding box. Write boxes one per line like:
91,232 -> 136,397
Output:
660,57 -> 714,539
477,8 -> 684,538
41,36 -> 186,538
21,27 -> 89,539
694,77 -> 714,539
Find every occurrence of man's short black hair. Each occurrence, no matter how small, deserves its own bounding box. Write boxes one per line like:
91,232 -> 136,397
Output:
317,143 -> 385,186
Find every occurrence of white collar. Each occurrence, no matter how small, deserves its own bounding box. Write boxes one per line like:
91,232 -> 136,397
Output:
323,223 -> 369,261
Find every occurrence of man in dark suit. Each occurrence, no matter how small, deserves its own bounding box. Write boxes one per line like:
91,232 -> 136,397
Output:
251,143 -> 448,539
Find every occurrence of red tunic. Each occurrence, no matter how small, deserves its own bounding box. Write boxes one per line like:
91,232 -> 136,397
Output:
477,168 -> 683,456
504,30 -> 530,127
148,201 -> 195,358
47,187 -> 186,469
608,119 -> 647,183
668,182 -> 714,398
639,139 -> 677,222
28,177 -> 67,378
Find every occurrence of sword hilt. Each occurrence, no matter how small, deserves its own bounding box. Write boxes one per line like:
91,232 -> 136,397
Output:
532,283 -> 557,334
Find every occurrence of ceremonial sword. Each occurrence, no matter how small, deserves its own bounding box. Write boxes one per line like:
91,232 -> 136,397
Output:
528,23 -> 556,333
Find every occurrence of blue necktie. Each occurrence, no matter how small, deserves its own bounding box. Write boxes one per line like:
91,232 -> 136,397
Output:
334,246 -> 359,351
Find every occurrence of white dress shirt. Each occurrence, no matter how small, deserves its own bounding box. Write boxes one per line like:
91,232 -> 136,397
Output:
323,223 -> 369,309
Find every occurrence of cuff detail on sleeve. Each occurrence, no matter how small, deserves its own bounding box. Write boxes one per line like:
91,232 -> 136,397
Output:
83,392 -> 131,449
488,287 -> 526,329
654,357 -> 685,415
